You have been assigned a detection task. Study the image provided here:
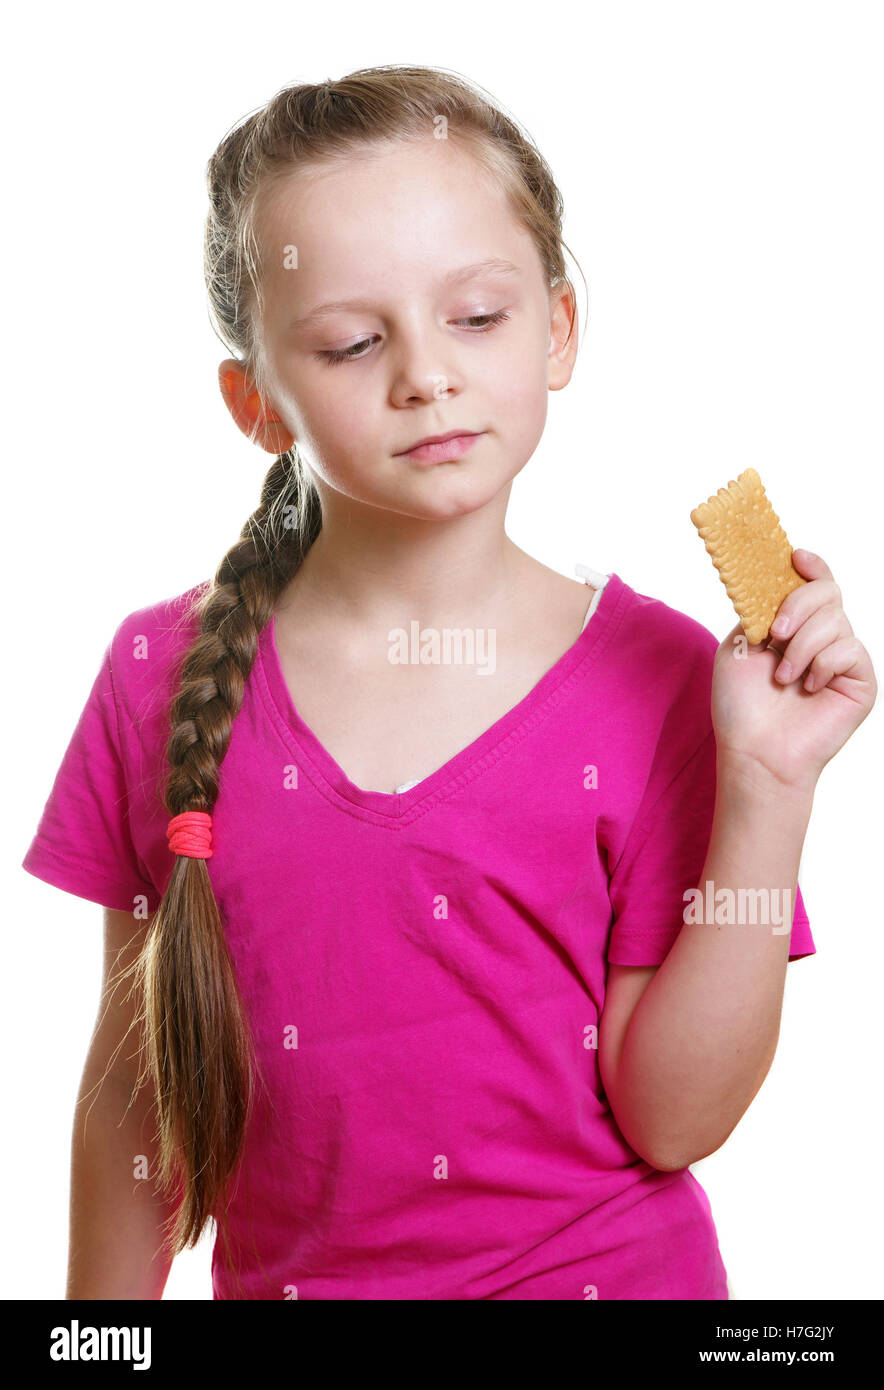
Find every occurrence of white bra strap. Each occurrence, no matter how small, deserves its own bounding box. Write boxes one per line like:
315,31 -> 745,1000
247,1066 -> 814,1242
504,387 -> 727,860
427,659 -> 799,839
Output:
575,565 -> 610,630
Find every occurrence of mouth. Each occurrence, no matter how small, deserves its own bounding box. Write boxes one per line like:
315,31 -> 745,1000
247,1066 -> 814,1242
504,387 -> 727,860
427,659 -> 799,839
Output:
396,430 -> 485,463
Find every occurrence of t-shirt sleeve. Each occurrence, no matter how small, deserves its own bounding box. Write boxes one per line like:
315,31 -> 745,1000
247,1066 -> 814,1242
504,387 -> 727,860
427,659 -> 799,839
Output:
606,728 -> 815,966
21,633 -> 163,914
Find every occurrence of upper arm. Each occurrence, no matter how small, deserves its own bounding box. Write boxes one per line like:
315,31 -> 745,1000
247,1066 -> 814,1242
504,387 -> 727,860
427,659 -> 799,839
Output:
86,907 -> 157,1086
598,963 -> 660,1102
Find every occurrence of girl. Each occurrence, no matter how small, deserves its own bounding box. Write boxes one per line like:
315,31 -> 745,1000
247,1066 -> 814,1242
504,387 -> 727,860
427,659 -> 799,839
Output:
23,66 -> 876,1301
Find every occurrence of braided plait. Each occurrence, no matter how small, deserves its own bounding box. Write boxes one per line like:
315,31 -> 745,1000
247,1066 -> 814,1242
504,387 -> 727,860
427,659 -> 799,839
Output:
164,455 -> 319,816
132,453 -> 321,1267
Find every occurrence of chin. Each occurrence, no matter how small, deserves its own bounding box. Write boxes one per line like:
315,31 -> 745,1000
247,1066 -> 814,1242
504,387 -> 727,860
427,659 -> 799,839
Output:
377,479 -> 503,522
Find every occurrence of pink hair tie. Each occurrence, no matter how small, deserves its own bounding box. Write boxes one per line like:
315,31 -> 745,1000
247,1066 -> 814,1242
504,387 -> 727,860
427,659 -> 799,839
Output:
166,810 -> 213,859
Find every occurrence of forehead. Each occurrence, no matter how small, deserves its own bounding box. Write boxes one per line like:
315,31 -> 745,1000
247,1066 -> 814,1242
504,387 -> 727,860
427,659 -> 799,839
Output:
257,138 -> 541,293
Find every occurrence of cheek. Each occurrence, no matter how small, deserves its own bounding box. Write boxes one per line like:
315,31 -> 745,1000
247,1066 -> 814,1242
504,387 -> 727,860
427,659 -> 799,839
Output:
298,379 -> 367,449
489,346 -> 549,430
297,403 -> 379,490
486,324 -> 548,395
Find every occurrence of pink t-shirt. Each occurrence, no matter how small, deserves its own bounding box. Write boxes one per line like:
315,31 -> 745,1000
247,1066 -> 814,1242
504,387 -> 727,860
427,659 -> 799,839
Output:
22,569 -> 814,1300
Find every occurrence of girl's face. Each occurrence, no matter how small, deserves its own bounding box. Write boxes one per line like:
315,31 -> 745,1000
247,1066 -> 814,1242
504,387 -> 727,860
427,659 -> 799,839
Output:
235,137 -> 577,522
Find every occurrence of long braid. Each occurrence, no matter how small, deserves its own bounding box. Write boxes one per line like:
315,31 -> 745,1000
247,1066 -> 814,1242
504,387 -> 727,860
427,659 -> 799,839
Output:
131,453 -> 321,1261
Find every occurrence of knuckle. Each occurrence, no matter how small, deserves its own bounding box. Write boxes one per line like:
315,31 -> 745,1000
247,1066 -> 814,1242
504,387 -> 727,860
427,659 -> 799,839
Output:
810,654 -> 829,678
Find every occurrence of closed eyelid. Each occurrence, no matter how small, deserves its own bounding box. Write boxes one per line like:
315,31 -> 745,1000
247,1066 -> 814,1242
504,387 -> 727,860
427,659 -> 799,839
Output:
314,307 -> 512,364
323,306 -> 505,342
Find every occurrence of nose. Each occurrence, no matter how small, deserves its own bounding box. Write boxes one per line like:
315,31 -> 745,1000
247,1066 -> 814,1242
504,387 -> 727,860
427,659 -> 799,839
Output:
388,326 -> 460,407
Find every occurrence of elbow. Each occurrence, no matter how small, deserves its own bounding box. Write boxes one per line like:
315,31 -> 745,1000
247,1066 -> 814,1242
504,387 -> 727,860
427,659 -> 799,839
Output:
604,1070 -> 736,1172
644,1149 -> 694,1173
620,1131 -> 696,1173
607,1101 -> 697,1172
634,1139 -> 691,1172
644,1134 -> 731,1172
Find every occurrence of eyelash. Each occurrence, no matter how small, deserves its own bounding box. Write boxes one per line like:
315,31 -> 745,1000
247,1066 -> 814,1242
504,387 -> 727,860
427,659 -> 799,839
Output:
315,309 -> 512,365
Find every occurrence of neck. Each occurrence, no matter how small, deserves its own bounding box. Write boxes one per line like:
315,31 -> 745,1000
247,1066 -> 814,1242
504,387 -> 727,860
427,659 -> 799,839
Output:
276,484 -> 531,631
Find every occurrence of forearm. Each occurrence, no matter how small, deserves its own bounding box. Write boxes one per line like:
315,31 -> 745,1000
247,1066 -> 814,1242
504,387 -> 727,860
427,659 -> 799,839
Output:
67,1067 -> 180,1299
608,757 -> 814,1171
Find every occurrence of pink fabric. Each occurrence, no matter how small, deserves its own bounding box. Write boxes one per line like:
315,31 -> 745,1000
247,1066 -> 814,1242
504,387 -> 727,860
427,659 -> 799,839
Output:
21,571 -> 814,1300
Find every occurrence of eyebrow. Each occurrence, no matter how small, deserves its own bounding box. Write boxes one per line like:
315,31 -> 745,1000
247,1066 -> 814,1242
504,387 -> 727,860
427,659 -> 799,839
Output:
287,258 -> 521,331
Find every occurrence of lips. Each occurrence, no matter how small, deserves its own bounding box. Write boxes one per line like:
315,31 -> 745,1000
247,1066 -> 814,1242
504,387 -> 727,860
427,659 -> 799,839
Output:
397,429 -> 480,454
397,432 -> 485,464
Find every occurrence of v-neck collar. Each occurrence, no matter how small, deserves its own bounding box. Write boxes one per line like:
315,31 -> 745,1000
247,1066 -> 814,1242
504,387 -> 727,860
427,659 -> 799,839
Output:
254,571 -> 627,824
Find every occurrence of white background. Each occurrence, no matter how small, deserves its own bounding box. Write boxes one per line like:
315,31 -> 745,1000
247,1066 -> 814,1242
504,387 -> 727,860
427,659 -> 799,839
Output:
5,0 -> 881,1300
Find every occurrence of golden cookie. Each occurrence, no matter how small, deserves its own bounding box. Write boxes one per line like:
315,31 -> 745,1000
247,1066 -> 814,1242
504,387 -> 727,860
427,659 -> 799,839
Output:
690,467 -> 806,645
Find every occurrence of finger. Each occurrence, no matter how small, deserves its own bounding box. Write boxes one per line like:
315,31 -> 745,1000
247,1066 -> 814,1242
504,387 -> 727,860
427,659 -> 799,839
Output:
772,603 -> 851,684
802,635 -> 872,692
790,548 -> 835,584
769,569 -> 845,651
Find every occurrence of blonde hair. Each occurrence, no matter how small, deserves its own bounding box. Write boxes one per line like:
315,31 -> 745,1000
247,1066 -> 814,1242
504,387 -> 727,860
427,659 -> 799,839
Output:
126,63 -> 586,1282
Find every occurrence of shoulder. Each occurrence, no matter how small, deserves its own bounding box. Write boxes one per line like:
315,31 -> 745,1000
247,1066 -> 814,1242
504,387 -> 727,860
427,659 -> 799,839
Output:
601,577 -> 724,771
108,581 -> 208,657
105,581 -> 209,719
109,580 -> 208,651
613,575 -> 721,682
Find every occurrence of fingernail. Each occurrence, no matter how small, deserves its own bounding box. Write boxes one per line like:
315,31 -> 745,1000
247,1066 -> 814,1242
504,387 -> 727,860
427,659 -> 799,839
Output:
776,661 -> 792,682
772,615 -> 790,636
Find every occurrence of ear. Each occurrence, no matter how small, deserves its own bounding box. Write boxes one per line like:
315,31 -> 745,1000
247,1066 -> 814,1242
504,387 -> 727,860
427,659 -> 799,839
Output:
547,282 -> 579,392
217,359 -> 295,454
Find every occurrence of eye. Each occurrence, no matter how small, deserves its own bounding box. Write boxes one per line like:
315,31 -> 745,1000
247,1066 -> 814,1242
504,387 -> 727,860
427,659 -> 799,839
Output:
316,336 -> 376,365
458,309 -> 511,330
314,309 -> 512,366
